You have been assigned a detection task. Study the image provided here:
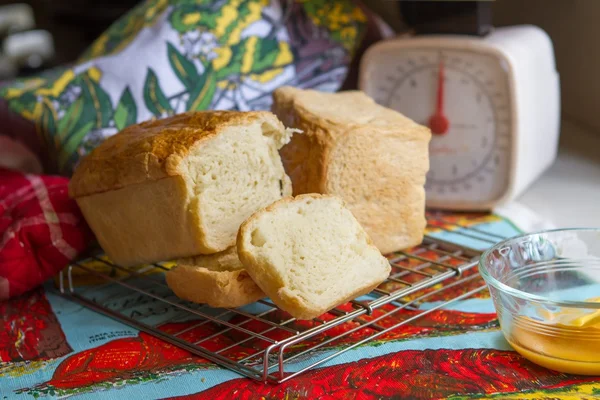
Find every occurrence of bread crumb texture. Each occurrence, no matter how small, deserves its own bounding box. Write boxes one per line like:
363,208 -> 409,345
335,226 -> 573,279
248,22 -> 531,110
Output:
238,194 -> 391,319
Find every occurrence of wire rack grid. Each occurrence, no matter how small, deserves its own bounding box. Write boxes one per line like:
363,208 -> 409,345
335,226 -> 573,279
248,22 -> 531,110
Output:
57,213 -> 506,383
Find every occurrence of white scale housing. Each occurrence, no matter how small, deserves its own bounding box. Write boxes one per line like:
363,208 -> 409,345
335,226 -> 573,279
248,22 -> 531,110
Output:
360,25 -> 560,210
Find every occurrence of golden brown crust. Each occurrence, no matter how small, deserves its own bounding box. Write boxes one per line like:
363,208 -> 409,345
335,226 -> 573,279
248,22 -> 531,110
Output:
76,175 -> 212,266
69,110 -> 279,198
277,281 -> 382,320
273,86 -> 428,137
166,265 -> 265,308
166,247 -> 265,308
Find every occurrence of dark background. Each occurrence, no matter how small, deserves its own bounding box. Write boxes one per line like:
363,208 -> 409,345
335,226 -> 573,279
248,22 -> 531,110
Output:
0,0 -> 594,131
0,0 -> 139,66
0,0 -> 494,67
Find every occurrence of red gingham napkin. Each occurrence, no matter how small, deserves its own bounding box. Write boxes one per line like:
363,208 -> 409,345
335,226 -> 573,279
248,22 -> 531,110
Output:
0,168 -> 93,300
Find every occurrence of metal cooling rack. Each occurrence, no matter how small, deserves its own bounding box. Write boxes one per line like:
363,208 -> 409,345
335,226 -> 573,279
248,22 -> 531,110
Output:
57,213 -> 507,383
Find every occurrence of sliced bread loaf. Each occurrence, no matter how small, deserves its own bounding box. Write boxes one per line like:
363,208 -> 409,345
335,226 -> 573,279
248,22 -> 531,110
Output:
272,86 -> 431,254
237,194 -> 391,320
166,246 -> 265,308
69,111 -> 295,266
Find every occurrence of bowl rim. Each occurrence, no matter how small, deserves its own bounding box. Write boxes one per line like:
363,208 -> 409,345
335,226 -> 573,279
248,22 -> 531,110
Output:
479,227 -> 600,309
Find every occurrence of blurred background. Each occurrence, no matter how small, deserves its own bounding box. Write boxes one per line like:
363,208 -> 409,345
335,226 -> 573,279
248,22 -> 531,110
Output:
0,0 -> 595,131
0,0 -> 597,226
0,0 -> 136,68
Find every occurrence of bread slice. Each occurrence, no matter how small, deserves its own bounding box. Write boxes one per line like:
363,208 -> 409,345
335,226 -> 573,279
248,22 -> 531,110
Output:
237,194 -> 391,320
166,246 -> 264,308
69,111 -> 295,266
272,87 -> 431,254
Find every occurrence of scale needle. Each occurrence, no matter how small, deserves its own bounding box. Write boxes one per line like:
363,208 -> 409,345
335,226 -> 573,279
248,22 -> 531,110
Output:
428,60 -> 450,135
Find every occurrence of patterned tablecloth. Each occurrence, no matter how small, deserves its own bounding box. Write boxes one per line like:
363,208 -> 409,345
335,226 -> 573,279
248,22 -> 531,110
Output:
1,0 -> 595,397
2,209 -> 599,400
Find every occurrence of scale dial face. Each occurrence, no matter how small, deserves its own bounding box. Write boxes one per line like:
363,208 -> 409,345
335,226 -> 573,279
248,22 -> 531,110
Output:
361,46 -> 512,206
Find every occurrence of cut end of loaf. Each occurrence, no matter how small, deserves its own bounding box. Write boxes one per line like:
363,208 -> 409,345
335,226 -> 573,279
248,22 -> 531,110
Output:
179,114 -> 295,253
237,194 -> 391,320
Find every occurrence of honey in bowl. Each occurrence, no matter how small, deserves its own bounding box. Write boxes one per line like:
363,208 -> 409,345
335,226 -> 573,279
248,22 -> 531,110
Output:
508,297 -> 600,375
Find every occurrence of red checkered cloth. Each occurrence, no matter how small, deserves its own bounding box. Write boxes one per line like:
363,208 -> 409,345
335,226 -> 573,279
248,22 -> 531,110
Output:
0,167 -> 93,300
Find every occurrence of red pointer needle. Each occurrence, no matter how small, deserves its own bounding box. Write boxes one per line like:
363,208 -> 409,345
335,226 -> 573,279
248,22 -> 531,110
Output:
428,60 -> 449,135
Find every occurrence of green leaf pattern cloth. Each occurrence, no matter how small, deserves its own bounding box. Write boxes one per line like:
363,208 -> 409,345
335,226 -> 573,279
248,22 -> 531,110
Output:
0,0 -> 369,174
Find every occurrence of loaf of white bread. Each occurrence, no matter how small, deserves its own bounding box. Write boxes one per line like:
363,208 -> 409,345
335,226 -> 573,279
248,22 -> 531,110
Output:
272,87 -> 431,254
69,103 -> 419,316
237,194 -> 391,320
69,111 -> 295,266
166,246 -> 264,308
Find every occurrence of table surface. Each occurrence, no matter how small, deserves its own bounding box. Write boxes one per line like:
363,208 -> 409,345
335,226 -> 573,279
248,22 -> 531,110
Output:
2,120 -> 600,399
518,118 -> 600,228
9,213 -> 600,400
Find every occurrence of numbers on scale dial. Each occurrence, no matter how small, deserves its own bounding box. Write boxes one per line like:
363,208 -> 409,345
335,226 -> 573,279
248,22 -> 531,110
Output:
374,50 -> 511,200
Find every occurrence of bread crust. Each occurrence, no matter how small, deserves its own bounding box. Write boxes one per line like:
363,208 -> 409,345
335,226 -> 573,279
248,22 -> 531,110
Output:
272,87 -> 431,254
76,175 -> 210,266
69,111 -> 284,198
166,247 -> 265,308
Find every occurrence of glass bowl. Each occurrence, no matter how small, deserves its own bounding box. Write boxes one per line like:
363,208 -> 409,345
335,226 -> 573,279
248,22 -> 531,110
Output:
479,228 -> 600,375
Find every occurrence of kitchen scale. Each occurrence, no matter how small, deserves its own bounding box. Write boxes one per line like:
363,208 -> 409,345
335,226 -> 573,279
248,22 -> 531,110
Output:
359,1 -> 560,211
